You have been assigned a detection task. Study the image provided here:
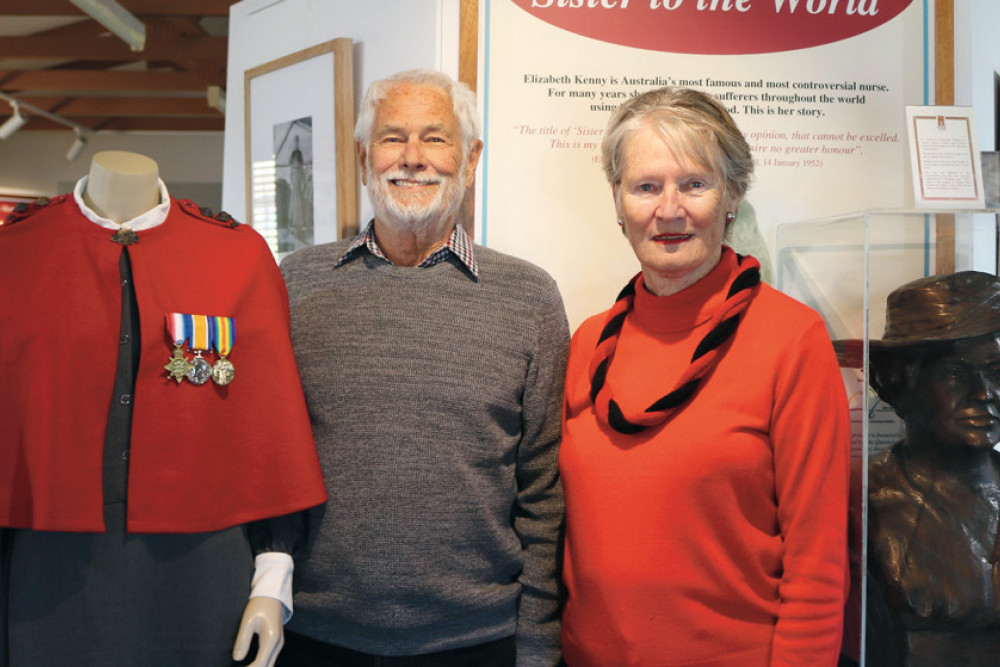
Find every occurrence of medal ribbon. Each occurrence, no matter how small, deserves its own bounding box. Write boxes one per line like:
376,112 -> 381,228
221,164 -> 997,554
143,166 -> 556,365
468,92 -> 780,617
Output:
186,314 -> 211,352
212,316 -> 236,358
166,313 -> 189,347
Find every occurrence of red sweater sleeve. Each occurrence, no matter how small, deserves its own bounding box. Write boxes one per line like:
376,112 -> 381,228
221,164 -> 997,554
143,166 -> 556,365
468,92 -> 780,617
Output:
769,317 -> 851,666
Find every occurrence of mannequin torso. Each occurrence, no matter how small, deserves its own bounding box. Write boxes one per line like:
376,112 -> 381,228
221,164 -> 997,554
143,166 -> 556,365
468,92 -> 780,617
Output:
1,157 -> 294,667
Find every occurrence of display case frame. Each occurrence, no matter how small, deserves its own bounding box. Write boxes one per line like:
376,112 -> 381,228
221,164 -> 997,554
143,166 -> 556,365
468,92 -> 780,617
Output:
776,207 -> 1000,666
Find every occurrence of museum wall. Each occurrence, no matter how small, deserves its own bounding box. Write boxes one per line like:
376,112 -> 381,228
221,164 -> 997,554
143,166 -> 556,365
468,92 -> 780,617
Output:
958,0 -> 1000,150
2,1 -> 998,238
0,130 -> 225,211
220,0 -> 461,228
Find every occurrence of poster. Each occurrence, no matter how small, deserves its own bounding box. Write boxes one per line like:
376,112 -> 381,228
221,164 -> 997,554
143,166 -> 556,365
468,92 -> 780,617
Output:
479,0 -> 927,329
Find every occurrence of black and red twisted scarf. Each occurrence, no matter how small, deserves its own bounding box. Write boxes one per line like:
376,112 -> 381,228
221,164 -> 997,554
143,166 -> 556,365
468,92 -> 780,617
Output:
588,253 -> 762,434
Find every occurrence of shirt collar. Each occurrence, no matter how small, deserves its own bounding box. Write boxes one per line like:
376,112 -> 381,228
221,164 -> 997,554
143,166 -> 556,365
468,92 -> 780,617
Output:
73,176 -> 171,232
335,219 -> 478,279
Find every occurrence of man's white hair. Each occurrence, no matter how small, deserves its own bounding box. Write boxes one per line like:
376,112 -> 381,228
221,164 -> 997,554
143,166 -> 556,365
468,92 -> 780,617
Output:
354,69 -> 481,154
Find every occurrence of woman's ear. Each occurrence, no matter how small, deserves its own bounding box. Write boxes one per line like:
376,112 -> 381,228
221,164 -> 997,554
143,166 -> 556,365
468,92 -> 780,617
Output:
726,196 -> 742,224
612,184 -> 627,236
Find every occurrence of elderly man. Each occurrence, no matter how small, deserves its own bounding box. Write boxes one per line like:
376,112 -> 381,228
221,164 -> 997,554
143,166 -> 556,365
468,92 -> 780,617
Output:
277,70 -> 569,666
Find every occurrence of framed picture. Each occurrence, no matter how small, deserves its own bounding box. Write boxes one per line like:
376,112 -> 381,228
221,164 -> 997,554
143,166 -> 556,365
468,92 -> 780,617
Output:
905,105 -> 985,208
244,38 -> 357,260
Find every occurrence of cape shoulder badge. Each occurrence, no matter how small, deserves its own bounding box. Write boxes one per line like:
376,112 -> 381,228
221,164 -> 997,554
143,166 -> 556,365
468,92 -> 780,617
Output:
177,199 -> 242,228
164,313 -> 237,386
2,195 -> 70,227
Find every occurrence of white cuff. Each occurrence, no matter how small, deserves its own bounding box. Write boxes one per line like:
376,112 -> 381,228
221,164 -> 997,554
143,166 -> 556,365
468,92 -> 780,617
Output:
249,552 -> 294,623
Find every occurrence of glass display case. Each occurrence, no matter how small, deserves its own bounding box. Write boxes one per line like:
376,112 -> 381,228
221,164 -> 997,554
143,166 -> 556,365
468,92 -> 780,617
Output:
775,208 -> 1000,667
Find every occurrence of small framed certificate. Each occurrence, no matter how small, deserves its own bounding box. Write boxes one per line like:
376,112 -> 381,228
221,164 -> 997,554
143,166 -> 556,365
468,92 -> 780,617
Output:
905,106 -> 985,208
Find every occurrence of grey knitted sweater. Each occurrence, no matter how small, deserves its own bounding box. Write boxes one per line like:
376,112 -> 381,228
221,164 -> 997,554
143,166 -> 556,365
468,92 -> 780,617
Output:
280,239 -> 569,666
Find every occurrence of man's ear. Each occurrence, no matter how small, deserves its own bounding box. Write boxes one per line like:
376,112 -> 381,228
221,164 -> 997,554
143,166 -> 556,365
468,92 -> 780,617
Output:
356,141 -> 369,186
464,140 -> 484,188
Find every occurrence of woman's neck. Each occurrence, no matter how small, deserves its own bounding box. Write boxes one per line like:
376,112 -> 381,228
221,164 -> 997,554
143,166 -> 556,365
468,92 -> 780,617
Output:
641,245 -> 723,297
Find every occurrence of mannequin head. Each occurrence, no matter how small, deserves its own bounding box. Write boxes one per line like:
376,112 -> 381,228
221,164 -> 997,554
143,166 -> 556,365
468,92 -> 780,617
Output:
83,150 -> 160,224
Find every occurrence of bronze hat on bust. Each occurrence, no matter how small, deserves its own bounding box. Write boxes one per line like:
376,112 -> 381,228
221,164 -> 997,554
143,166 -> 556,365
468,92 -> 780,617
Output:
834,271 -> 1000,367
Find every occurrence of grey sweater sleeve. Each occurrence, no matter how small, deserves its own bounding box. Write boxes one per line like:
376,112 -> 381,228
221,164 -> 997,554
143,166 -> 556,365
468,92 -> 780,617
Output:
513,278 -> 570,667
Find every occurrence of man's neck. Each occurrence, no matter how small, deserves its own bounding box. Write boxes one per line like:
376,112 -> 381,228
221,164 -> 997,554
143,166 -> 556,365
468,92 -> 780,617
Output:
373,218 -> 454,267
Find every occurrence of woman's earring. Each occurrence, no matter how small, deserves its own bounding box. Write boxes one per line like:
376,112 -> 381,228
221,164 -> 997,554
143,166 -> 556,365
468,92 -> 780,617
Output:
725,212 -> 736,224
617,218 -> 624,227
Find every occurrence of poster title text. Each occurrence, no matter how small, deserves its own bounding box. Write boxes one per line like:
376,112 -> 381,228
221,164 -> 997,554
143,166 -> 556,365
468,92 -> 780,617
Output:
530,0 -> 879,15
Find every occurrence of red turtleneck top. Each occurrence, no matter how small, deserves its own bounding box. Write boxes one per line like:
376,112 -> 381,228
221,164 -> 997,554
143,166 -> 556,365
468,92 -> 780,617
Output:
560,248 -> 850,666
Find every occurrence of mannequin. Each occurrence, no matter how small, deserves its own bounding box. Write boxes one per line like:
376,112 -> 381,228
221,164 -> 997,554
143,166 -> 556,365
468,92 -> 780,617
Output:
0,151 -> 324,666
86,152 -> 286,666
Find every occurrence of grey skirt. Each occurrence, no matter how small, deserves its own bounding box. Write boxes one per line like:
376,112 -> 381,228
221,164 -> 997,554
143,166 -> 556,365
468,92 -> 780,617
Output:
2,502 -> 253,667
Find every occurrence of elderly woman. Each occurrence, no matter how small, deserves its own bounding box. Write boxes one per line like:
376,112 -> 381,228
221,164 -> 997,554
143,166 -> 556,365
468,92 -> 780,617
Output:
559,87 -> 851,666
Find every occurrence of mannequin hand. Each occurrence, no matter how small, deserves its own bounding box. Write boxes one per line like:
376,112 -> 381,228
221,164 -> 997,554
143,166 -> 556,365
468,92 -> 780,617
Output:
232,597 -> 284,667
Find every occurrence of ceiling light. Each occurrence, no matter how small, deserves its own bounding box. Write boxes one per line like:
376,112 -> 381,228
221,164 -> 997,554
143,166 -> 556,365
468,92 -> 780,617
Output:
207,86 -> 226,115
0,102 -> 27,140
66,129 -> 89,162
69,0 -> 147,52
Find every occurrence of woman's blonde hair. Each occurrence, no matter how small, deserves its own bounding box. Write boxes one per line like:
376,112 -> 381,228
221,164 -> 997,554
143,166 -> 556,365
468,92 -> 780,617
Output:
601,87 -> 754,200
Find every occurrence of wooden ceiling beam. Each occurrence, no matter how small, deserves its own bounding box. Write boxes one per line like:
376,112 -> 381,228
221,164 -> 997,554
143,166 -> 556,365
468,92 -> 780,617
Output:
21,115 -> 224,132
30,18 -> 99,39
0,32 -> 226,61
159,16 -> 212,37
0,70 -> 224,93
1,1 -> 236,17
21,96 -> 222,117
0,3 -> 235,133
92,116 -> 225,132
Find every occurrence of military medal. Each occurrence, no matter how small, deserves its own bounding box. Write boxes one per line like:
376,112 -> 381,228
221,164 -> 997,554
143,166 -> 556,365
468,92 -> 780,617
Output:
211,315 -> 236,386
165,312 -> 236,386
185,314 -> 213,385
164,313 -> 193,383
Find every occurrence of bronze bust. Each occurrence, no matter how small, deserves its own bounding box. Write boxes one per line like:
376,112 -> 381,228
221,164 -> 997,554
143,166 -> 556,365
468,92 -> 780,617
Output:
860,272 -> 1000,666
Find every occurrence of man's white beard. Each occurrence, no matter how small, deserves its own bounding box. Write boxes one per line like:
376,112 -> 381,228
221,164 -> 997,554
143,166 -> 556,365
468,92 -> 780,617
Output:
368,157 -> 466,238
